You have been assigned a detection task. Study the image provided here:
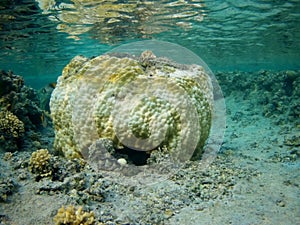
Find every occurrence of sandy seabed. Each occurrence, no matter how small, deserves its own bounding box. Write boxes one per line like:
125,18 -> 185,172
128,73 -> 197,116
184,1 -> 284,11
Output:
0,70 -> 299,225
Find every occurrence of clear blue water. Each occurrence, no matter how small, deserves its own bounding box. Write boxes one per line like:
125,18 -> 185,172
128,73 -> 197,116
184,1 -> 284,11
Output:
0,0 -> 299,88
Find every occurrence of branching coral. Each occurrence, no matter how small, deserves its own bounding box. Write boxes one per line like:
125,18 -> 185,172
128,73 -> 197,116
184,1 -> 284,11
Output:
54,205 -> 95,225
29,149 -> 52,178
0,110 -> 25,138
0,110 -> 24,151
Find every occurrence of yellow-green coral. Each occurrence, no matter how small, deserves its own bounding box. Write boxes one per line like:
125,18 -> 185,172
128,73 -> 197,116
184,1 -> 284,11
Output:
50,51 -> 213,162
0,110 -> 24,138
54,205 -> 95,225
29,149 -> 52,177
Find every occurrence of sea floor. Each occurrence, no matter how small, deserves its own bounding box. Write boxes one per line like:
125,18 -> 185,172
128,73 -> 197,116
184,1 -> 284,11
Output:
0,70 -> 299,225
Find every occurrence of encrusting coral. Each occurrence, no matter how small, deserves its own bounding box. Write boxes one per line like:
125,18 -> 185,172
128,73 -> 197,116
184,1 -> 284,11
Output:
53,205 -> 95,225
29,149 -> 52,178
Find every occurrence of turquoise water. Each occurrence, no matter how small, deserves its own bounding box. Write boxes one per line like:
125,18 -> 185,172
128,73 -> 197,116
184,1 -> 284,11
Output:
0,2 -> 300,224
0,0 -> 299,88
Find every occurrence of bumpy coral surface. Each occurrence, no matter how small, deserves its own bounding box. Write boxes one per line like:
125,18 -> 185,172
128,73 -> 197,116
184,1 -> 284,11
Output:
54,205 -> 95,225
50,51 -> 213,164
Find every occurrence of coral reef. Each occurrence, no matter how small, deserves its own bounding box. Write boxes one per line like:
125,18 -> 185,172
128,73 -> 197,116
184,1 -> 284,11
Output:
0,177 -> 17,202
0,110 -> 25,151
0,70 -> 52,151
0,70 -> 44,129
0,70 -> 299,225
29,149 -> 52,178
50,51 -> 213,165
53,205 -> 95,225
215,70 -> 300,127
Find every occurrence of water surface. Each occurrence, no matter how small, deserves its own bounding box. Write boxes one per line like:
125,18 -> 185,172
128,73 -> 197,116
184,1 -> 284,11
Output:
0,0 -> 299,88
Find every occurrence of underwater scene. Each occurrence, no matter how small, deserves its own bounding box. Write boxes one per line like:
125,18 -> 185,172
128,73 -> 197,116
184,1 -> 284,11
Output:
0,0 -> 299,224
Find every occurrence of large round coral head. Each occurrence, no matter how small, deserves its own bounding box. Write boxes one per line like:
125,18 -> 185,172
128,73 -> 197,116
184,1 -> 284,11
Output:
50,40 -> 226,185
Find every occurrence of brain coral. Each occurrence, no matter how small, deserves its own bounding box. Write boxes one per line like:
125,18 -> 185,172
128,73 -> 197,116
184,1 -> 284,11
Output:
50,51 -> 213,164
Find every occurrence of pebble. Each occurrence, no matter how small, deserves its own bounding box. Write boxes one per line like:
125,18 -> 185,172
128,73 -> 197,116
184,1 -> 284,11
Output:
117,158 -> 127,166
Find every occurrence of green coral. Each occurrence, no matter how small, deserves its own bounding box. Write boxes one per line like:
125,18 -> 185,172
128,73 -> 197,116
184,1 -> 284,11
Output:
50,51 -> 213,163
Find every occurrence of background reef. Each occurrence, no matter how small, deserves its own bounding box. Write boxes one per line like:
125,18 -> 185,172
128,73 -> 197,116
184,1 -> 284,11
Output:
0,70 -> 53,152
